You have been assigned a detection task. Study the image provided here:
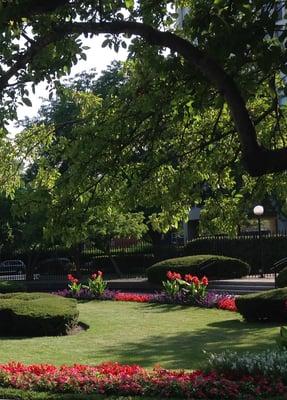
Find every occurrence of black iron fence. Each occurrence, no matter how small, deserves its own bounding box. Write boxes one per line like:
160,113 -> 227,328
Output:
1,231 -> 287,281
0,241 -> 181,281
185,231 -> 287,276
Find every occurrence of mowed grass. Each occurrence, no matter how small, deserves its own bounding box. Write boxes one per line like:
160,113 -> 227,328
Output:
0,300 -> 280,370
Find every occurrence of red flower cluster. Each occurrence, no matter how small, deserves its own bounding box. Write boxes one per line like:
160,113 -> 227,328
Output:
67,274 -> 78,284
217,297 -> 238,312
166,271 -> 181,281
114,293 -> 152,303
91,271 -> 103,280
0,361 -> 285,399
166,271 -> 208,287
184,274 -> 208,286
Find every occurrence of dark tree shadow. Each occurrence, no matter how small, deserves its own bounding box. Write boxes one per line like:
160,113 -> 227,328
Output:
85,316 -> 280,370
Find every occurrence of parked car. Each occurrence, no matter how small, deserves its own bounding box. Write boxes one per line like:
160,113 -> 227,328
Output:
0,260 -> 26,275
35,257 -> 75,275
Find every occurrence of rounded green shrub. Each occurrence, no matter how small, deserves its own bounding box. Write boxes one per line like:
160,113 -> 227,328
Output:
235,288 -> 287,322
0,292 -> 79,336
146,255 -> 250,284
276,267 -> 287,288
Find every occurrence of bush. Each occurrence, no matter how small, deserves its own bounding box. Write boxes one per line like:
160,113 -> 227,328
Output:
0,292 -> 78,336
206,349 -> 287,381
235,288 -> 287,322
185,236 -> 287,274
146,255 -> 250,284
0,280 -> 27,293
276,267 -> 287,288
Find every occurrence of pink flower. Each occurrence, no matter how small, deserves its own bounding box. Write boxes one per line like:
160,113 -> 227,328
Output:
201,276 -> 208,286
191,276 -> 200,286
184,274 -> 193,282
67,274 -> 78,284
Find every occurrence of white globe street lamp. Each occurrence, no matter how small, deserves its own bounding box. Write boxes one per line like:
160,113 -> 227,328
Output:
253,205 -> 264,217
253,205 -> 264,277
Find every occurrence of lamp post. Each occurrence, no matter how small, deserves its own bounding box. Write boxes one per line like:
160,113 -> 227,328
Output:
253,205 -> 264,278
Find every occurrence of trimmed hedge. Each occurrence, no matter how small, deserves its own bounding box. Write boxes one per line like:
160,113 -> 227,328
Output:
185,236 -> 287,274
146,255 -> 250,284
0,292 -> 78,336
276,267 -> 287,288
0,280 -> 27,293
236,288 -> 287,322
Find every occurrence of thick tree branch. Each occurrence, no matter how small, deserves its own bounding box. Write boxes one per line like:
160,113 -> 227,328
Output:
56,20 -> 287,176
0,0 -> 70,24
1,19 -> 287,176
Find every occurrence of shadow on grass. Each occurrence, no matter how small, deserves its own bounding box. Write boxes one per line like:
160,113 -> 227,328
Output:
87,316 -> 280,370
141,302 -> 197,313
0,320 -> 89,340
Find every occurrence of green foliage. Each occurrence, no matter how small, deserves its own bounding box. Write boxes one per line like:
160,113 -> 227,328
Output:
0,280 -> 27,293
206,349 -> 287,381
277,326 -> 287,350
0,292 -> 78,336
0,387 -> 152,400
2,0 -> 287,241
276,267 -> 287,288
185,236 -> 287,274
83,272 -> 107,296
146,255 -> 250,284
235,288 -> 287,322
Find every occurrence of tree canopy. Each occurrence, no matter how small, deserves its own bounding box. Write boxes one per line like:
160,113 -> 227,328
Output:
1,1 -> 287,241
1,0 -> 287,177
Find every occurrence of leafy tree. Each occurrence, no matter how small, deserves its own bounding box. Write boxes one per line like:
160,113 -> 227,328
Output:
15,55 -> 287,239
2,1 -> 287,248
1,0 -> 287,177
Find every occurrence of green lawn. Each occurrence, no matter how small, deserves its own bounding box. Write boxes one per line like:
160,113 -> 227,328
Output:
0,300 -> 280,370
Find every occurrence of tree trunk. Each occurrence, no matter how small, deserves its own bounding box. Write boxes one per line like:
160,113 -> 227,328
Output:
106,242 -> 123,278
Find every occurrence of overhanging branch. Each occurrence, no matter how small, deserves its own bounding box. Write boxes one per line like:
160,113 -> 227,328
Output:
1,19 -> 287,176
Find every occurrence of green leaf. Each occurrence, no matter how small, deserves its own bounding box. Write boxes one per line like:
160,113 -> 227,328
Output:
22,98 -> 32,107
101,39 -> 110,48
125,0 -> 134,8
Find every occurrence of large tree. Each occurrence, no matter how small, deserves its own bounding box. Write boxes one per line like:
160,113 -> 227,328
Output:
15,52 -> 287,236
0,0 -> 287,177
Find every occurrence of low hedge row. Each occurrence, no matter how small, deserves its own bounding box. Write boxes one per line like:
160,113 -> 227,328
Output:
0,293 -> 79,336
0,280 -> 27,293
276,267 -> 287,288
185,236 -> 287,274
146,255 -> 250,284
236,288 -> 287,322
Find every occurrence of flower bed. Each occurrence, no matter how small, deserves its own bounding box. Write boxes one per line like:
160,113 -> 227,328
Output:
0,361 -> 285,399
55,271 -> 237,312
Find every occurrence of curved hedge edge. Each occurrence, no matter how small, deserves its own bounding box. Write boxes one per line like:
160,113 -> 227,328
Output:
0,387 -> 164,400
276,266 -> 287,288
146,254 -> 250,284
